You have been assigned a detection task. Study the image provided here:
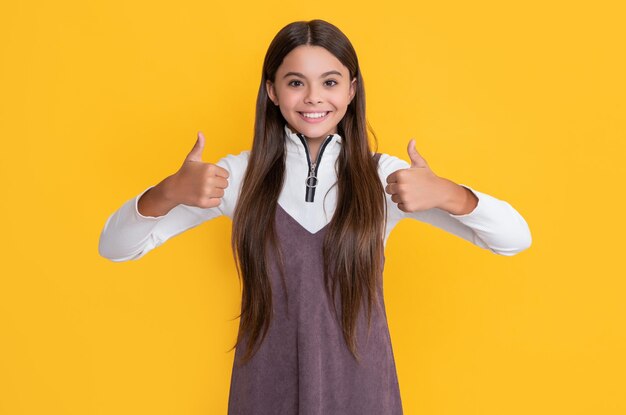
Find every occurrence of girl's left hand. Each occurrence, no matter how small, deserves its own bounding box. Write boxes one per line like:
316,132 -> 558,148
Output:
385,139 -> 450,213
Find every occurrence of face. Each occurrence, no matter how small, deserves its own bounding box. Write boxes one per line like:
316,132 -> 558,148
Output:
266,45 -> 357,142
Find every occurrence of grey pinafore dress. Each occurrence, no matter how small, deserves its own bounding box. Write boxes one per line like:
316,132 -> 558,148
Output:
227,153 -> 403,414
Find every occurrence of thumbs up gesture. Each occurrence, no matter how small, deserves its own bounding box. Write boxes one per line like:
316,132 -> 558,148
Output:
164,131 -> 230,209
385,139 -> 448,213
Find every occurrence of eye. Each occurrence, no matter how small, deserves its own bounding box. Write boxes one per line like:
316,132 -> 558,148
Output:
287,79 -> 338,87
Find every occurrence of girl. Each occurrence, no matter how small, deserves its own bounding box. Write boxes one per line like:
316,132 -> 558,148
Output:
99,19 -> 531,415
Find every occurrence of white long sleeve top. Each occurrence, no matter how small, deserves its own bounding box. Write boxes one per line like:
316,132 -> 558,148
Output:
98,125 -> 532,262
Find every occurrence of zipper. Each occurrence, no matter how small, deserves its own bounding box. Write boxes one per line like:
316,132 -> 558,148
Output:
295,133 -> 334,203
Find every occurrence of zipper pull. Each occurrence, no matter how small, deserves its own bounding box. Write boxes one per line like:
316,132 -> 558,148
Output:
306,162 -> 318,189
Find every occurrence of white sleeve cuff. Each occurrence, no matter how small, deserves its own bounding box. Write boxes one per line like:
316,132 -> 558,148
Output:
134,185 -> 169,220
448,184 -> 482,218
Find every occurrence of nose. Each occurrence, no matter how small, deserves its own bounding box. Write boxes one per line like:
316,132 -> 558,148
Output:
304,85 -> 323,104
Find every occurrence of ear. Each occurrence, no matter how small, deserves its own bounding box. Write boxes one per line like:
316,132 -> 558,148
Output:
266,80 -> 279,106
349,78 -> 357,102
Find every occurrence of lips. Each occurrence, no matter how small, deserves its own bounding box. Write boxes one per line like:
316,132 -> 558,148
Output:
297,111 -> 331,123
298,111 -> 330,115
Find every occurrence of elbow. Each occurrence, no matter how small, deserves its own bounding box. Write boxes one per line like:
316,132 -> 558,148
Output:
491,228 -> 532,256
98,236 -> 143,262
98,233 -> 115,261
98,239 -> 125,262
99,247 -> 144,262
492,244 -> 530,257
487,203 -> 533,256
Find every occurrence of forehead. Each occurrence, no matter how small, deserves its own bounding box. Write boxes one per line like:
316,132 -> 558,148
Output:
277,45 -> 348,77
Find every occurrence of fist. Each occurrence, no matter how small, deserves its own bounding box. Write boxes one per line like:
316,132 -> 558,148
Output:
165,131 -> 230,209
384,139 -> 446,213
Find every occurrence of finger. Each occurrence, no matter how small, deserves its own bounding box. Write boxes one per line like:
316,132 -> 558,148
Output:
212,165 -> 230,179
386,171 -> 398,184
210,176 -> 229,189
207,187 -> 225,199
203,197 -> 223,208
407,138 -> 428,168
186,131 -> 206,162
385,183 -> 398,195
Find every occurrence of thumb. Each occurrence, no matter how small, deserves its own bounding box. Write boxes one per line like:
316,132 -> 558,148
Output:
186,131 -> 205,162
407,138 -> 428,168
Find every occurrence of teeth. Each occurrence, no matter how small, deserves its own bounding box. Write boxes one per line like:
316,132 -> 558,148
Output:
301,112 -> 328,119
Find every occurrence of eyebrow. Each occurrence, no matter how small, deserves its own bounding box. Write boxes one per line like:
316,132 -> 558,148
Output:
282,70 -> 343,79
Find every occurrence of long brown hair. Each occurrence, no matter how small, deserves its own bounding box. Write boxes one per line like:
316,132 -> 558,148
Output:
229,19 -> 387,365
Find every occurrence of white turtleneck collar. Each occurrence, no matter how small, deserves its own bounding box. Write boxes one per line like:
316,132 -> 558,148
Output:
283,124 -> 343,156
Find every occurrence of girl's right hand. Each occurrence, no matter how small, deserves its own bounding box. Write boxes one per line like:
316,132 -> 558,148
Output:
163,131 -> 230,209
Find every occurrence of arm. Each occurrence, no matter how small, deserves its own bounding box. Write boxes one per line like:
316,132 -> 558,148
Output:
379,153 -> 532,256
98,150 -> 250,262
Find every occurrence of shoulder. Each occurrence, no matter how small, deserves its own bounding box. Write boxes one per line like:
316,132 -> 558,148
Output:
214,149 -> 251,184
375,152 -> 410,180
213,150 -> 251,219
373,152 -> 411,227
215,149 -> 251,175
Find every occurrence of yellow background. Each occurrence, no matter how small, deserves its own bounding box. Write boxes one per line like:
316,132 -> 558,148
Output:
1,0 -> 624,413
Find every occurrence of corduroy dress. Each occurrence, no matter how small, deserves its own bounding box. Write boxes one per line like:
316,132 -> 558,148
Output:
227,152 -> 404,415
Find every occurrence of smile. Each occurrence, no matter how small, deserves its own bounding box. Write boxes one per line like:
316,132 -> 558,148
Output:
298,111 -> 331,123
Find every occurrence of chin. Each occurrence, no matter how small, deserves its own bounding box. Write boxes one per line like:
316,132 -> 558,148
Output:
292,121 -> 337,135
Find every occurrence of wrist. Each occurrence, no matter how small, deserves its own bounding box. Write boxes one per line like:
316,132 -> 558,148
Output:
439,180 -> 477,215
159,174 -> 184,206
138,176 -> 179,217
